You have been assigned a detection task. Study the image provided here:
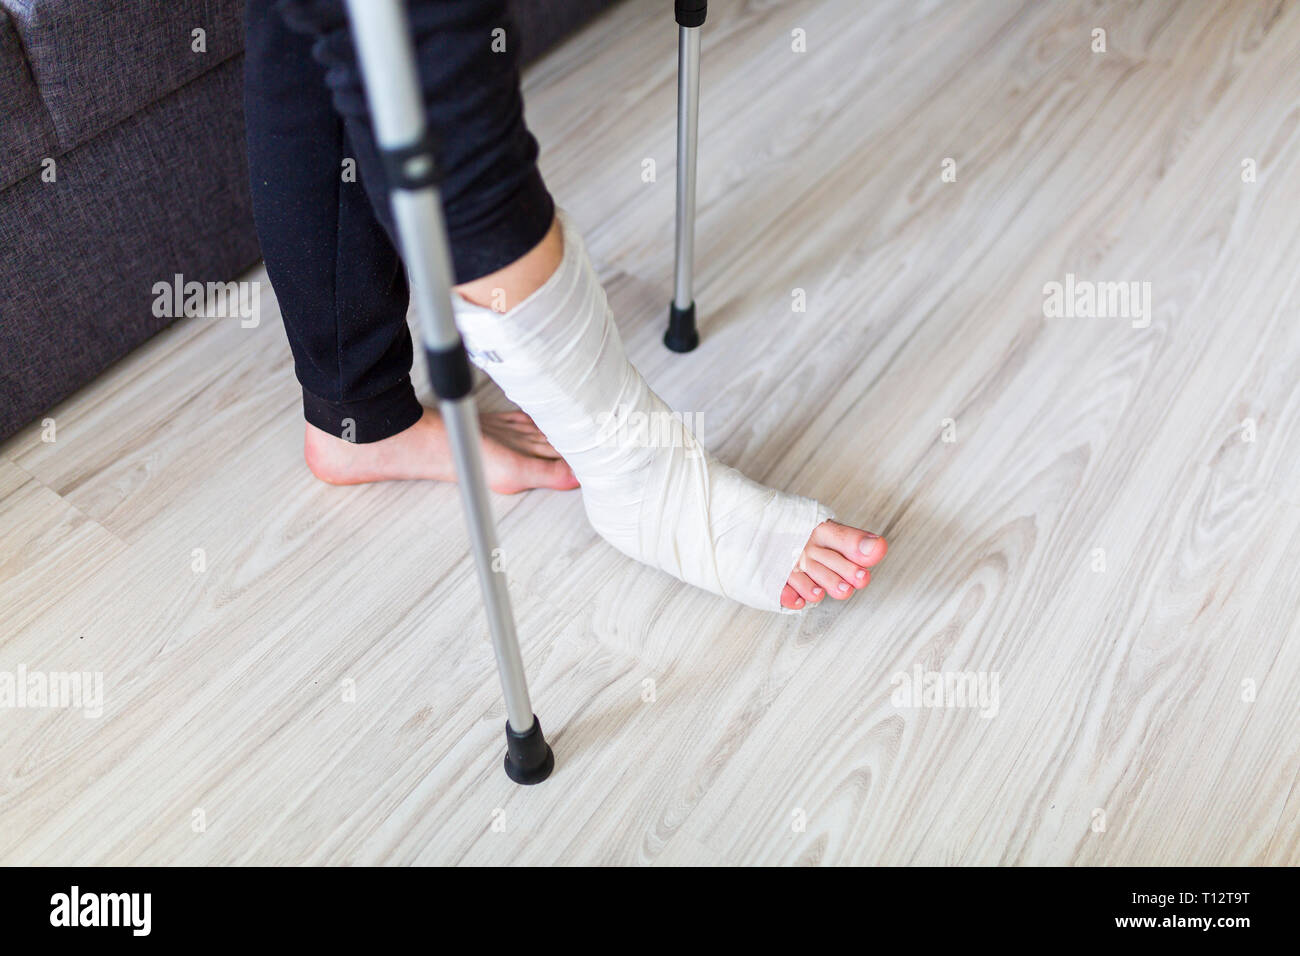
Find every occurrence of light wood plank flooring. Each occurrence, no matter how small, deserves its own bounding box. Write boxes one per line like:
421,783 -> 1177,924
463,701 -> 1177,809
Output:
2,0 -> 1298,865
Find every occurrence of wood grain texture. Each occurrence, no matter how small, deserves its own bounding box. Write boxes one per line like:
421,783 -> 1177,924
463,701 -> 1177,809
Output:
1,0 -> 1297,865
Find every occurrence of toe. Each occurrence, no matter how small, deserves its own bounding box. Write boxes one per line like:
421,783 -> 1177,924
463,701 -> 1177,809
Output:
500,418 -> 562,459
498,453 -> 578,493
780,584 -> 805,610
523,434 -> 564,459
788,570 -> 823,604
802,558 -> 854,600
815,520 -> 887,567
536,458 -> 580,491
808,545 -> 871,590
504,412 -> 545,436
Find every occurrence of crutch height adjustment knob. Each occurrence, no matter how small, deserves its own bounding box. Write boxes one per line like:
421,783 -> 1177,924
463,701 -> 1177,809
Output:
424,343 -> 474,401
378,131 -> 441,190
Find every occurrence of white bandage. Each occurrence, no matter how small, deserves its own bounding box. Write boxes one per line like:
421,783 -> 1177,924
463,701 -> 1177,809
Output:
454,210 -> 832,611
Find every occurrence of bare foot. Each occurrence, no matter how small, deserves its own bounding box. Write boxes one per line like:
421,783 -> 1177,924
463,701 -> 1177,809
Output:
303,407 -> 579,494
780,520 -> 888,610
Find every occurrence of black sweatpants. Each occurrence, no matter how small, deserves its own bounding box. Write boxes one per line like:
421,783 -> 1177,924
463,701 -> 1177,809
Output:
243,0 -> 555,442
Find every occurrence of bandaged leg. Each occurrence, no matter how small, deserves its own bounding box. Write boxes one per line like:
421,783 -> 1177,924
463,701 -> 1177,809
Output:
453,211 -> 832,611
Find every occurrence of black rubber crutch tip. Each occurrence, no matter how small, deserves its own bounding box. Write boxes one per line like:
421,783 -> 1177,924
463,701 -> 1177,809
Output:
675,0 -> 707,28
664,301 -> 700,352
503,715 -> 555,785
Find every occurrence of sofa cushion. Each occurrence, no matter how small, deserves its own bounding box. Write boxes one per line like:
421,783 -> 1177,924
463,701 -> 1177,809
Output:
0,10 -> 59,189
512,0 -> 622,65
0,54 -> 260,442
0,0 -> 243,151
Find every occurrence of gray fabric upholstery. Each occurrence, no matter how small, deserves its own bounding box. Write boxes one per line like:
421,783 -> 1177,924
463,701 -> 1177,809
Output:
0,0 -> 244,149
0,10 -> 59,189
513,0 -> 621,65
0,55 -> 260,436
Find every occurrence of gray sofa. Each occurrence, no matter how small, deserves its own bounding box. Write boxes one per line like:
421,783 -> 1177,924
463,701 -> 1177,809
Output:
0,0 -> 619,442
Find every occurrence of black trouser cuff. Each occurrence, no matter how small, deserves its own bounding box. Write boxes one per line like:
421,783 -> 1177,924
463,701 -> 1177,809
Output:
301,377 -> 424,443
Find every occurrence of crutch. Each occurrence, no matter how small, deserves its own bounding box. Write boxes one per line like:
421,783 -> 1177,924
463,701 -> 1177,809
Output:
343,0 -> 554,785
664,0 -> 707,352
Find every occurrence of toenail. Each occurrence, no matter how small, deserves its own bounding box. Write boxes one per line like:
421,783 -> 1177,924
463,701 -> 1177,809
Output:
858,536 -> 877,553
838,582 -> 848,592
795,598 -> 804,607
856,569 -> 866,580
813,587 -> 823,596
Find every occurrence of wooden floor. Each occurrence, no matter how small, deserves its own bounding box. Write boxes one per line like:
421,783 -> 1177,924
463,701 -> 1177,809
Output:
3,0 -> 1299,865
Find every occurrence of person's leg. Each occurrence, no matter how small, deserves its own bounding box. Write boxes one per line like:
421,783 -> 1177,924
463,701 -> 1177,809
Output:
244,0 -> 419,439
271,0 -> 554,283
456,216 -> 563,311
453,212 -> 886,612
243,0 -> 575,492
259,0 -> 886,610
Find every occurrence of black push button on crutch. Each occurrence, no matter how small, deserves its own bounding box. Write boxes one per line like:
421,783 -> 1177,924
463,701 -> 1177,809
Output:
343,0 -> 554,785
664,0 -> 707,353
